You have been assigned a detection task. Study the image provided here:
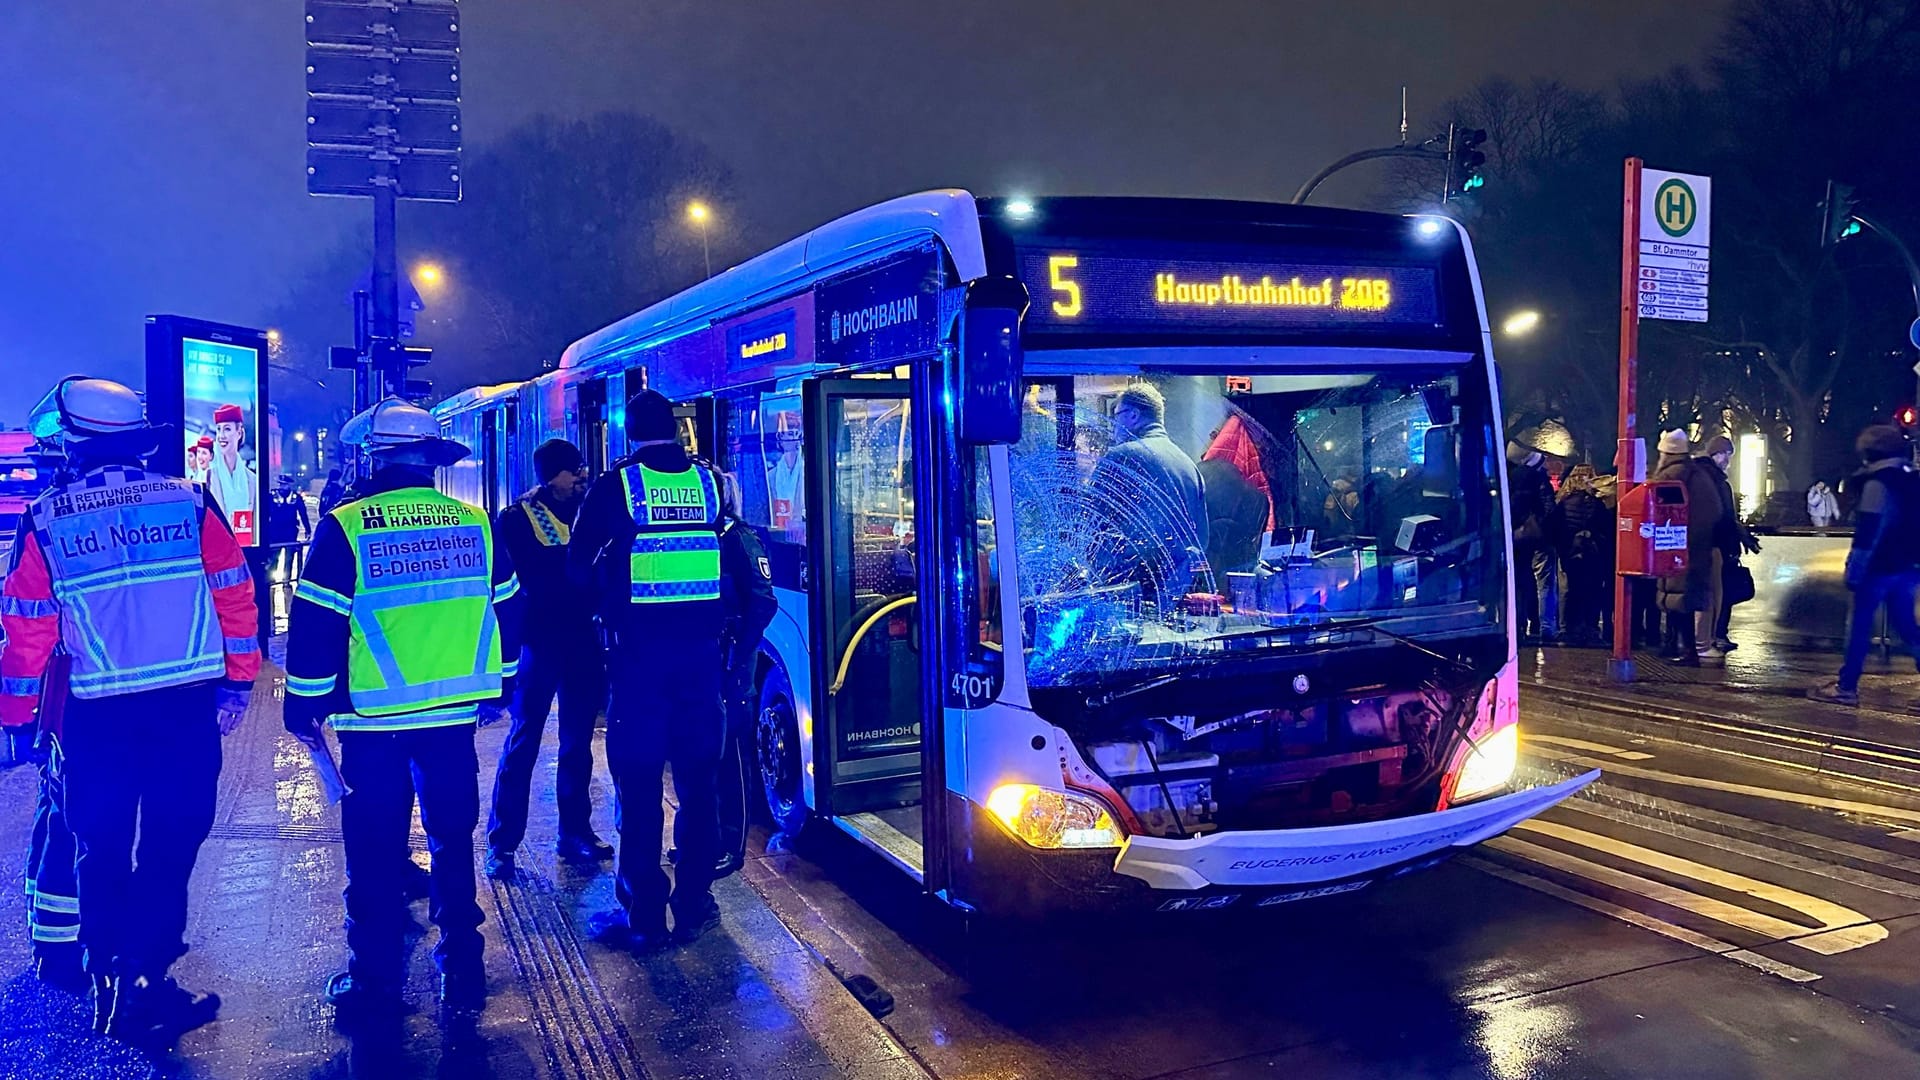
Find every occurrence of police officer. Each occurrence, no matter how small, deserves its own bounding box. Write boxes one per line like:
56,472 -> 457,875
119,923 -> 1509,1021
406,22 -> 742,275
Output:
571,389 -> 735,947
1,377 -> 259,1044
283,397 -> 522,1020
485,439 -> 612,879
714,475 -> 776,877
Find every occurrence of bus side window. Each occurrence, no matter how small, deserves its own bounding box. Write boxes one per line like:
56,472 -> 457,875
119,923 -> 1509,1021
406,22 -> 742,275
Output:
718,392 -> 771,530
765,400 -> 806,544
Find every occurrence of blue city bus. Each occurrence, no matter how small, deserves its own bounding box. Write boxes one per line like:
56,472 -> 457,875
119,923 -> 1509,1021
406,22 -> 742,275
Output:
436,192 -> 1595,916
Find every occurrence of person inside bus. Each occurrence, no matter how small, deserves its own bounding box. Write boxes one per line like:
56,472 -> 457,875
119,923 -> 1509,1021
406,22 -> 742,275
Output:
1198,414 -> 1273,576
1088,382 -> 1208,604
767,415 -> 805,541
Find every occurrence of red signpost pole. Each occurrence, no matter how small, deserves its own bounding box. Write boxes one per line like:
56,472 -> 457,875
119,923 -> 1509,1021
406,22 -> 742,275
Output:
1611,157 -> 1645,683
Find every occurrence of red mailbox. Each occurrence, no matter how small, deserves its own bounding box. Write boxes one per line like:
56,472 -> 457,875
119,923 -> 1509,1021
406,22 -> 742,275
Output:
1615,480 -> 1689,577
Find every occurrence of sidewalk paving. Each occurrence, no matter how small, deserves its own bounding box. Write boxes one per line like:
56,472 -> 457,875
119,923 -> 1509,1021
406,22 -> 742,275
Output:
0,655 -> 927,1080
1523,613 -> 1920,790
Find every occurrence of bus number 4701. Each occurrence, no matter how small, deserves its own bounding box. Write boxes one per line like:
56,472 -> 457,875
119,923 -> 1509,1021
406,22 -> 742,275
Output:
951,672 -> 996,703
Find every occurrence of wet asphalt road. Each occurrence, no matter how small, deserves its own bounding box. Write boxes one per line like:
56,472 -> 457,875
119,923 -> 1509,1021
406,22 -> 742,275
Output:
742,705 -> 1920,1079
8,658 -> 1920,1077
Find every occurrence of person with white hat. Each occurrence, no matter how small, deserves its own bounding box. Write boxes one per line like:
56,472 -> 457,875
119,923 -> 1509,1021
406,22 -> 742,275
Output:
1,377 -> 259,1044
282,396 -> 522,1022
1650,429 -> 1722,665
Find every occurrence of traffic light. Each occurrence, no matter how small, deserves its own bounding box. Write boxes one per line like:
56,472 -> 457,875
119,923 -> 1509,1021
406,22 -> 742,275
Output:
1447,128 -> 1488,199
1821,180 -> 1862,247
1895,404 -> 1918,433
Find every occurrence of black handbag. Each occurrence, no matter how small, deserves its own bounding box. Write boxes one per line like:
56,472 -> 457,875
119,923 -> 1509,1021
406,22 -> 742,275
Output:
1724,561 -> 1756,606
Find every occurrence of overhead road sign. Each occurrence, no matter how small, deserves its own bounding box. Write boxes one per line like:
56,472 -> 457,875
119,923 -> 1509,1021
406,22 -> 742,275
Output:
1636,169 -> 1711,323
306,0 -> 460,49
307,146 -> 460,201
307,98 -> 461,150
305,50 -> 459,100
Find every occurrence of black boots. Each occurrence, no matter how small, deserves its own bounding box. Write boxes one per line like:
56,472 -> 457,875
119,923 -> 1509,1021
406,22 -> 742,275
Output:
103,975 -> 221,1044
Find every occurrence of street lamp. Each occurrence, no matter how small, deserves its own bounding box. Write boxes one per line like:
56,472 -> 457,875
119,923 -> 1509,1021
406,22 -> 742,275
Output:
266,328 -> 282,344
413,262 -> 445,289
687,202 -> 712,279
293,430 -> 307,443
1502,310 -> 1542,337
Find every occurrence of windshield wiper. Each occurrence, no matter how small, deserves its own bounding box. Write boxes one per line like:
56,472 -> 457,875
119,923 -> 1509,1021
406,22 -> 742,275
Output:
1212,614 -> 1478,675
1314,615 -> 1479,675
1085,671 -> 1186,711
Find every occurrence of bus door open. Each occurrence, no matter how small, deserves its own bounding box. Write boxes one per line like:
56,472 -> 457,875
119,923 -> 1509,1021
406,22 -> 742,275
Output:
804,377 -> 932,878
570,377 -> 610,476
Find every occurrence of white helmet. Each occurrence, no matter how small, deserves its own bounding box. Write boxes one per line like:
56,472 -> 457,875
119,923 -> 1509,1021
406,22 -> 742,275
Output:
341,396 -> 469,467
28,376 -> 152,445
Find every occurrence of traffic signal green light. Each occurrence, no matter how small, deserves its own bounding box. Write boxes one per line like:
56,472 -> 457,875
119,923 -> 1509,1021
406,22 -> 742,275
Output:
1448,128 -> 1489,200
1821,180 -> 1860,248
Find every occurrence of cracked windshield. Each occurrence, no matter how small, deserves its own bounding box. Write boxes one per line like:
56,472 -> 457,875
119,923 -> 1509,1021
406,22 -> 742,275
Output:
1011,364 -> 1506,687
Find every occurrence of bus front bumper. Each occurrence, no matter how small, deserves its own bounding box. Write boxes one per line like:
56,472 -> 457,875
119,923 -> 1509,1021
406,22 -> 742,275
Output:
950,770 -> 1597,916
1111,770 -> 1597,891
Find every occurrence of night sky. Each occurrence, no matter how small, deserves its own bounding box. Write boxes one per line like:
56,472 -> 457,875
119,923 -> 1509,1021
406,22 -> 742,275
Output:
0,0 -> 1728,419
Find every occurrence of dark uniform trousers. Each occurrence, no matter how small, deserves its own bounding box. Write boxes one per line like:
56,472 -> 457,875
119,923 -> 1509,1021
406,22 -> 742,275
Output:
27,746 -> 82,962
488,638 -> 607,852
339,723 -> 484,987
60,682 -> 220,980
606,634 -> 726,929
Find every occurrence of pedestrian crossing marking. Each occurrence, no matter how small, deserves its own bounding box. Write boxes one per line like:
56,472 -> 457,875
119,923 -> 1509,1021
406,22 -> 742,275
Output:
1530,745 -> 1920,826
1465,857 -> 1822,983
1506,820 -> 1887,955
1560,800 -> 1920,902
1529,734 -> 1654,760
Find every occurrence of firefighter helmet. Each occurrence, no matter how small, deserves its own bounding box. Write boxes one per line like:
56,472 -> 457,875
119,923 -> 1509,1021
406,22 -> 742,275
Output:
28,377 -> 152,445
340,397 -> 469,467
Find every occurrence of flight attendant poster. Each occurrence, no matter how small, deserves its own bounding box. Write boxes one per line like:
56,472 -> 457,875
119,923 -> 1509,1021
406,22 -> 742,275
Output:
181,337 -> 262,545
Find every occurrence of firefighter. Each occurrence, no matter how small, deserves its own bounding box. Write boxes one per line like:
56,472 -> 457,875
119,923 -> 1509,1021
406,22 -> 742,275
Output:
283,397 -> 521,1021
1,377 -> 259,1044
5,454 -> 83,994
713,473 -> 776,878
21,650 -> 83,994
484,439 -> 612,880
571,389 -> 736,948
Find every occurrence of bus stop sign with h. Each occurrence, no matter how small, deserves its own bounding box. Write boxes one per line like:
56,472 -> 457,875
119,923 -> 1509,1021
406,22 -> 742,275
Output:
1612,160 -> 1711,683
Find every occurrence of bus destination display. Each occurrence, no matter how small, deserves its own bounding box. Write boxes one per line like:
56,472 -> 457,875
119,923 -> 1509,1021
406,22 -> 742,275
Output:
1018,250 -> 1441,334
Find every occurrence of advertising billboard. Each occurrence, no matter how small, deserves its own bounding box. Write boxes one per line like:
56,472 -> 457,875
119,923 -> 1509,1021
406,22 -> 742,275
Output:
146,316 -> 270,547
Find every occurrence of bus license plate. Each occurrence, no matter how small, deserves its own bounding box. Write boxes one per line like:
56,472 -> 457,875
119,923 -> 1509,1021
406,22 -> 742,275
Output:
1256,880 -> 1371,907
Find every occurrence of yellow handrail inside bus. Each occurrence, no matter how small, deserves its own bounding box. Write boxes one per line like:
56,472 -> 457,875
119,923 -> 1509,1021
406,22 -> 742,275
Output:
829,595 -> 917,696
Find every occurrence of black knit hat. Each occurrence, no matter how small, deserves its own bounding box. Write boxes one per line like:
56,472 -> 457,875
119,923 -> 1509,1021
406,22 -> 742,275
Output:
532,439 -> 584,482
624,389 -> 677,443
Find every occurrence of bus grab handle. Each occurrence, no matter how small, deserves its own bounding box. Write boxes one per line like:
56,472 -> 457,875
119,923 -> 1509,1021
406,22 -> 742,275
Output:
828,595 -> 918,696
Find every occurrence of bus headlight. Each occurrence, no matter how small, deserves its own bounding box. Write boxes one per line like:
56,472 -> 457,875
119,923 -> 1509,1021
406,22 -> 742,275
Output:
985,783 -> 1124,849
1451,724 -> 1519,803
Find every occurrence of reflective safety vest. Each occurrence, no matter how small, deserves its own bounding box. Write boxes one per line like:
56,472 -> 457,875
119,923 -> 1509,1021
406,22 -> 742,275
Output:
30,469 -> 227,698
521,496 -> 570,546
333,488 -> 502,726
620,464 -> 722,605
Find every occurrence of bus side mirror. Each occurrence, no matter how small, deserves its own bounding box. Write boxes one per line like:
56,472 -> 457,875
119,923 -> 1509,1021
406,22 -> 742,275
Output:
957,277 -> 1029,445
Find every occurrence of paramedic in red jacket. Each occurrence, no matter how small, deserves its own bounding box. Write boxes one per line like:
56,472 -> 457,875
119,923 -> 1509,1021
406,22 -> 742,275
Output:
0,377 -> 259,1046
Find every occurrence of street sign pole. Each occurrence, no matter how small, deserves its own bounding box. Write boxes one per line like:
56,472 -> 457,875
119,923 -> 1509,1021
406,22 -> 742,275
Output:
1611,157 -> 1644,684
371,167 -> 398,404
306,0 -> 461,416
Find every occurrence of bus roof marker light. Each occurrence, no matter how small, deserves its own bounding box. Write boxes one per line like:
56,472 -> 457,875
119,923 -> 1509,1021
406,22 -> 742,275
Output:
1006,199 -> 1037,219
